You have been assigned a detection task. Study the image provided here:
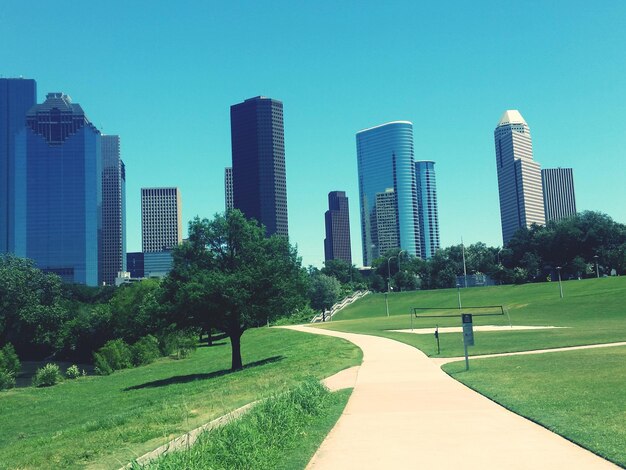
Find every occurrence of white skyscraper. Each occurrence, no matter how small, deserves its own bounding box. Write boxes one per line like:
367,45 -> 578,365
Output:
141,187 -> 182,252
494,110 -> 545,243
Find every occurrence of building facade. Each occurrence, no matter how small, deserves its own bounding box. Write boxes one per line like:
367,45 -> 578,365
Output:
126,252 -> 144,278
230,96 -> 288,236
141,187 -> 182,252
542,168 -> 577,222
324,191 -> 352,264
0,78 -> 36,254
225,166 -> 234,211
494,110 -> 545,244
415,160 -> 440,258
15,93 -> 102,285
101,135 -> 126,285
356,121 -> 420,266
375,189 -> 399,257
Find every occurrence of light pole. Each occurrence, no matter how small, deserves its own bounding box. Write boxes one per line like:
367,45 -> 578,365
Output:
384,291 -> 389,317
556,266 -> 563,299
456,283 -> 462,309
594,255 -> 599,278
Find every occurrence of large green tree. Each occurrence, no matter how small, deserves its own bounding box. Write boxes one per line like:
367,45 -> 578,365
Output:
162,210 -> 307,370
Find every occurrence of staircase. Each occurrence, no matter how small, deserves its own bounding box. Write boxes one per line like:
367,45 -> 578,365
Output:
311,290 -> 370,323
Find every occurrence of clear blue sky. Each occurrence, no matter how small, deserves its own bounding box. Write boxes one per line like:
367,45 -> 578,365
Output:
2,1 -> 625,267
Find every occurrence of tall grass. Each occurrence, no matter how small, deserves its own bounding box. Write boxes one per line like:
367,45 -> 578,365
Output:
137,378 -> 349,470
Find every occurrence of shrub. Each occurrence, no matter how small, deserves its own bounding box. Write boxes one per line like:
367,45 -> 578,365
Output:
93,339 -> 132,375
0,343 -> 21,375
0,369 -> 15,390
131,335 -> 161,366
65,364 -> 81,379
32,363 -> 63,387
160,330 -> 197,359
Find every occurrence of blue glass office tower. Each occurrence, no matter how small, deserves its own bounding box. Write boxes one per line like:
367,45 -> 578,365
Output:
356,121 -> 421,266
230,97 -> 288,237
415,161 -> 440,259
15,93 -> 101,285
0,78 -> 36,253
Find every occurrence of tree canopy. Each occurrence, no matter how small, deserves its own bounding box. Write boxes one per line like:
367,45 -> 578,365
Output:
161,210 -> 307,370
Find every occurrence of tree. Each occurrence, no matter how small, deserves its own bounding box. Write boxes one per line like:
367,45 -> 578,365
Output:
308,273 -> 341,312
162,210 -> 307,370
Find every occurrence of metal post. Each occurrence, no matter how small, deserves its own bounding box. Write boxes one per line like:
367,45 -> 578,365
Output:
557,266 -> 563,299
385,292 -> 389,317
457,283 -> 462,309
461,237 -> 468,288
594,255 -> 599,278
464,340 -> 469,371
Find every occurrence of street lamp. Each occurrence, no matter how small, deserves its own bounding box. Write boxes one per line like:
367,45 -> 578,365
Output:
594,255 -> 599,278
456,283 -> 462,309
556,266 -> 563,299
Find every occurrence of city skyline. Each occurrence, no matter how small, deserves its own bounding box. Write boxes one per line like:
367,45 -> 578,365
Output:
2,2 -> 625,267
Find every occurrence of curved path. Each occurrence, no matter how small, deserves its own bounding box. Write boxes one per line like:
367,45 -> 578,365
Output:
283,325 -> 618,470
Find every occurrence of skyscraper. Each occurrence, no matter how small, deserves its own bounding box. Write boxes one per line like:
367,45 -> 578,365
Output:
415,160 -> 440,258
224,167 -> 234,211
494,110 -> 545,244
230,96 -> 288,236
0,78 -> 36,254
356,121 -> 420,266
141,187 -> 181,252
15,92 -> 101,285
101,135 -> 126,285
375,189 -> 399,257
542,168 -> 577,222
324,191 -> 352,264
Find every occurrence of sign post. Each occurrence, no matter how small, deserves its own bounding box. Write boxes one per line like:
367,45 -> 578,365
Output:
462,313 -> 474,370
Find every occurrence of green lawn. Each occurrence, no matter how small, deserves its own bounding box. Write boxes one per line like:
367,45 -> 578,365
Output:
316,277 -> 626,357
0,328 -> 361,470
443,346 -> 626,467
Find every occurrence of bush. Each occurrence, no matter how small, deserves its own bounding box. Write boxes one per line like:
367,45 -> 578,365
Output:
93,339 -> 132,375
131,335 -> 161,366
32,363 -> 63,387
0,343 -> 21,375
65,364 -> 82,379
0,369 -> 15,390
159,330 -> 197,359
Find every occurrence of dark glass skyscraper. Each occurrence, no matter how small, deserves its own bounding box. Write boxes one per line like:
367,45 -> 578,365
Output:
541,168 -> 577,222
0,78 -> 36,254
101,135 -> 126,285
230,96 -> 288,236
15,93 -> 102,285
324,191 -> 352,264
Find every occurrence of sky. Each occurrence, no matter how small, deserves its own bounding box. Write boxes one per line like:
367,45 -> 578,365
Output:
1,1 -> 625,267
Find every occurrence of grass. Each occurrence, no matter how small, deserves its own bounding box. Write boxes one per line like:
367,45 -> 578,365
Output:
0,327 -> 361,470
316,277 -> 626,357
443,346 -> 626,467
136,379 -> 351,470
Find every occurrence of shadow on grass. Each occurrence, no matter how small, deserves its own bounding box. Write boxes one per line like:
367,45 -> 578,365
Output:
124,355 -> 285,391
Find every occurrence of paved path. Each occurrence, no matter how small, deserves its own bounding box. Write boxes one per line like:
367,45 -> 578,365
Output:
284,325 -> 619,470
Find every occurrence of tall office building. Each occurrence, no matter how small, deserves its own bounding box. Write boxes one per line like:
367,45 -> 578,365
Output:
324,191 -> 352,264
224,167 -> 234,210
101,135 -> 126,285
415,161 -> 440,259
375,189 -> 400,257
141,187 -> 182,252
356,121 -> 420,266
15,92 -> 101,285
0,78 -> 36,254
230,96 -> 288,236
542,168 -> 577,222
494,110 -> 545,244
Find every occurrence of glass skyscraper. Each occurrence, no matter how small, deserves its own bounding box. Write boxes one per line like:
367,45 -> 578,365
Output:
101,135 -> 126,286
494,110 -> 545,244
415,161 -> 440,259
356,121 -> 420,266
0,78 -> 36,254
541,168 -> 577,222
324,191 -> 352,264
15,93 -> 102,285
230,96 -> 288,237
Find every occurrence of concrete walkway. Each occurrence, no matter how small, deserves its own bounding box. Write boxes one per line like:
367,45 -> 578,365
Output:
284,325 -> 619,469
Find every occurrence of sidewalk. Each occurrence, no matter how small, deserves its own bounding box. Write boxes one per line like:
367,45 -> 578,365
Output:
283,325 -> 618,469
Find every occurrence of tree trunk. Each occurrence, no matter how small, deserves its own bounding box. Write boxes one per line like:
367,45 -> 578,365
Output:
229,331 -> 243,370
207,328 -> 213,347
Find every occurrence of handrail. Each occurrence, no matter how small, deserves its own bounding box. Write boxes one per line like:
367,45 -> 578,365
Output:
311,290 -> 370,322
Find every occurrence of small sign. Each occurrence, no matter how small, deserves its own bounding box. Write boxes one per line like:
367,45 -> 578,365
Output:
462,314 -> 474,346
